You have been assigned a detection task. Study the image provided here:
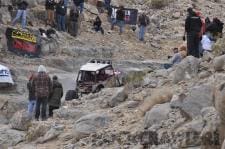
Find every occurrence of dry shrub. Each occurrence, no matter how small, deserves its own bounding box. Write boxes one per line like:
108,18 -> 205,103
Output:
138,87 -> 173,116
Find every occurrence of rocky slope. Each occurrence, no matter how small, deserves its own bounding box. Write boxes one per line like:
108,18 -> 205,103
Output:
0,0 -> 225,149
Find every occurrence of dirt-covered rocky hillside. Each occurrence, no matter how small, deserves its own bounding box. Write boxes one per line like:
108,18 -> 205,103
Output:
1,0 -> 225,149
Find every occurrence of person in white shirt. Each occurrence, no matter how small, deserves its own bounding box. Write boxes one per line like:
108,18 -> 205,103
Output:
201,32 -> 214,52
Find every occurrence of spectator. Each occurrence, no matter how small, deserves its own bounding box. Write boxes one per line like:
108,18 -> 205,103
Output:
56,0 -> 67,31
73,0 -> 80,8
33,65 -> 52,121
104,0 -> 111,11
11,1 -> 28,29
93,16 -> 104,35
111,5 -> 125,34
73,0 -> 84,13
164,46 -> 187,69
138,12 -> 149,41
45,0 -> 56,27
27,72 -> 36,119
68,5 -> 79,37
201,32 -> 214,54
183,8 -> 202,58
79,0 -> 84,13
48,75 -> 63,117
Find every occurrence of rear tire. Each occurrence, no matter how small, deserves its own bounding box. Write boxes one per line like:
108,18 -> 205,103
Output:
65,90 -> 79,101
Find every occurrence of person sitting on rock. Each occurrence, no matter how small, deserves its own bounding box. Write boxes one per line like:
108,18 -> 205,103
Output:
93,16 -> 104,35
48,75 -> 63,117
11,1 -> 28,29
164,46 -> 187,69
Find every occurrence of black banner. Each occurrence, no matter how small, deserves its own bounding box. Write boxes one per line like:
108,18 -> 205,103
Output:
110,6 -> 138,25
5,28 -> 41,58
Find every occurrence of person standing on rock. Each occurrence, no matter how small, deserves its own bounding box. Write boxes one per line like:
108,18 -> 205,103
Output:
56,0 -> 67,32
111,5 -> 125,35
68,5 -> 80,37
138,12 -> 150,41
11,1 -> 28,29
45,0 -> 56,27
27,72 -> 36,119
183,7 -> 202,58
33,65 -> 52,121
48,75 -> 63,117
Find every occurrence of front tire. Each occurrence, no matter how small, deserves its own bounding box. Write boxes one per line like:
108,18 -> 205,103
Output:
65,90 -> 79,101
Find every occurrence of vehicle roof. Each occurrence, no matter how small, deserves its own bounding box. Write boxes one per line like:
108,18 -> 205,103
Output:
80,63 -> 111,72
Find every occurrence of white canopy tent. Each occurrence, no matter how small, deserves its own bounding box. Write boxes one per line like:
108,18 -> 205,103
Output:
0,64 -> 14,85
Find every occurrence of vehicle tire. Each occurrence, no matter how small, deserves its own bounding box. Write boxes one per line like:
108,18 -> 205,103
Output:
94,85 -> 104,93
65,90 -> 79,101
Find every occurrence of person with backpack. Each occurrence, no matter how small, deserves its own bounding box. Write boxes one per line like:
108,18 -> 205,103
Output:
138,12 -> 149,41
56,0 -> 67,31
27,72 -> 36,118
33,65 -> 52,121
45,0 -> 56,27
183,7 -> 202,58
11,1 -> 28,29
93,16 -> 104,35
111,5 -> 125,34
68,5 -> 79,37
48,75 -> 63,117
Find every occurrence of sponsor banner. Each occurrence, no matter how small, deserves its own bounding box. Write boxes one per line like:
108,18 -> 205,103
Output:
5,28 -> 41,57
0,65 -> 14,85
110,6 -> 138,25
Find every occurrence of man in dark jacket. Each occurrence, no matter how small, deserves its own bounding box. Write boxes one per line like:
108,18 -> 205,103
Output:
12,1 -> 28,29
56,0 -> 67,31
27,72 -> 36,118
183,8 -> 202,58
45,0 -> 56,27
33,65 -> 52,121
68,5 -> 79,37
48,75 -> 63,117
138,12 -> 149,41
93,16 -> 104,35
111,5 -> 125,34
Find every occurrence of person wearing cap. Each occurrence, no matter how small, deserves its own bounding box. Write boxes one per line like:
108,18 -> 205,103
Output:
48,75 -> 63,117
33,65 -> 52,121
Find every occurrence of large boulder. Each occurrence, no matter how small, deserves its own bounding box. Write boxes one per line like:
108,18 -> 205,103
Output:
53,108 -> 86,120
171,84 -> 214,118
0,126 -> 25,146
10,110 -> 31,131
107,87 -> 128,107
36,124 -> 64,144
26,122 -> 51,142
213,55 -> 225,71
73,113 -> 110,140
172,56 -> 200,84
174,118 -> 204,148
0,97 -> 27,120
144,103 -> 171,129
200,107 -> 221,149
